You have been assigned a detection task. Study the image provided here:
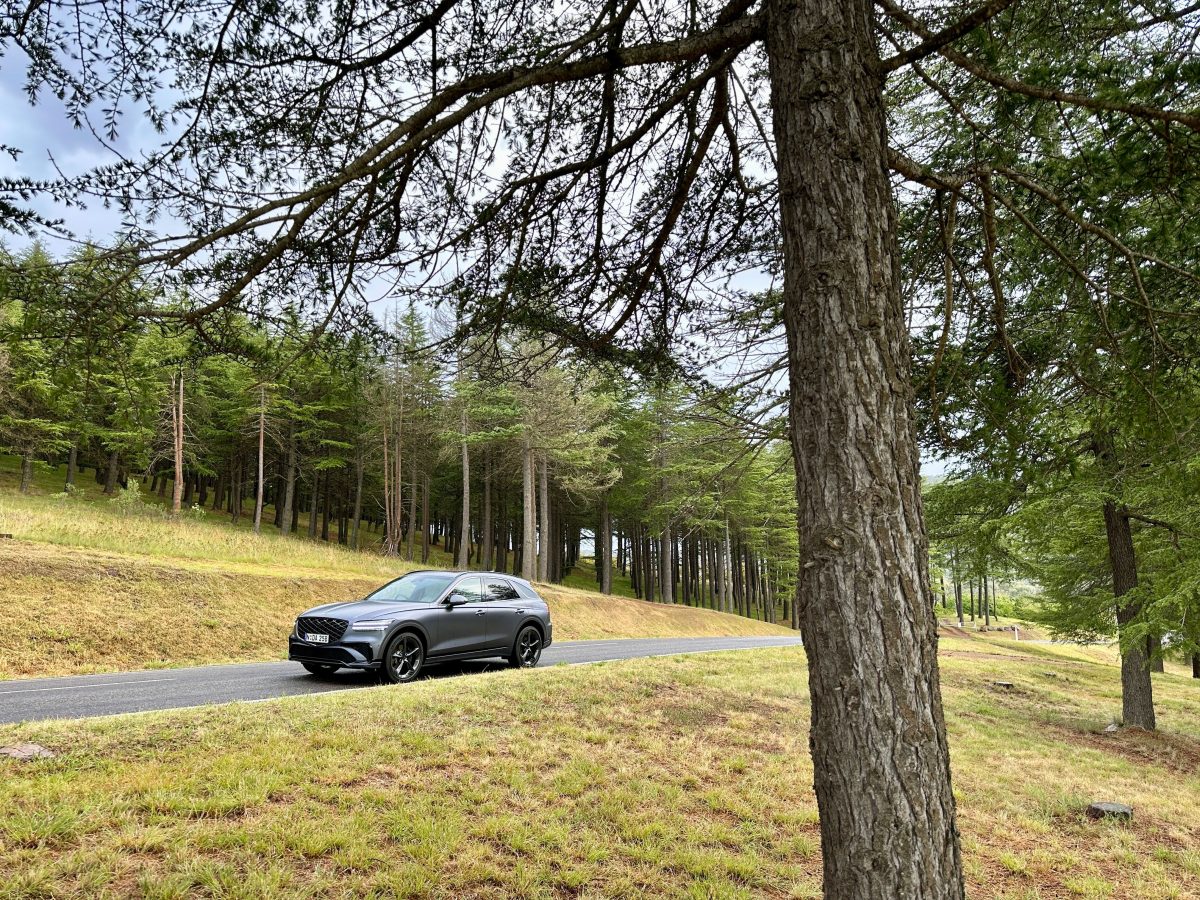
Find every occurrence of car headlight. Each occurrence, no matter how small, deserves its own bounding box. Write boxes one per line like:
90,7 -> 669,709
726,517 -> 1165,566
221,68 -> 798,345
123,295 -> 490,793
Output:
350,619 -> 394,632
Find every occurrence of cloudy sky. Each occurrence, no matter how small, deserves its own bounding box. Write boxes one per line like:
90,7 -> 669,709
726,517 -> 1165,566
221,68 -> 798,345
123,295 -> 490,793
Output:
0,48 -> 157,250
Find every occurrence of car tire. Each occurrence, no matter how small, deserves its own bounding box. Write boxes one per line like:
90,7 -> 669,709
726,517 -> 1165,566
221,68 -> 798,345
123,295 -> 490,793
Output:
301,662 -> 340,676
509,625 -> 543,668
382,631 -> 425,684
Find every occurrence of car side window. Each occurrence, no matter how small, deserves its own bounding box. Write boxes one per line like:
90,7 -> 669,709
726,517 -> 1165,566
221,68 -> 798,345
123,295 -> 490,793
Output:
452,576 -> 485,603
484,579 -> 519,602
513,581 -> 541,600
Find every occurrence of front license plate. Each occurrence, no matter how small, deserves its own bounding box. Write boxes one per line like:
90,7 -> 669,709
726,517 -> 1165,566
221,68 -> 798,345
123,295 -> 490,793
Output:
304,633 -> 329,644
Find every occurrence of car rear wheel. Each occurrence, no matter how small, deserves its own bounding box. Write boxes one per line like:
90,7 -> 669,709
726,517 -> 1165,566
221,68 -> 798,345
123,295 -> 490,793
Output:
509,625 -> 543,668
301,662 -> 340,676
383,632 -> 425,684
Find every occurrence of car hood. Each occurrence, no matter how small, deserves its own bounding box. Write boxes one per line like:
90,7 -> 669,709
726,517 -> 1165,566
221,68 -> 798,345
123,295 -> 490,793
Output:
298,598 -> 430,621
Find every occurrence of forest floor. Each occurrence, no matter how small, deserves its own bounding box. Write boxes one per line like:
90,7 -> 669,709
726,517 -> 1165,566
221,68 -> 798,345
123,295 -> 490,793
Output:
0,473 -> 791,679
1,636 -> 1198,898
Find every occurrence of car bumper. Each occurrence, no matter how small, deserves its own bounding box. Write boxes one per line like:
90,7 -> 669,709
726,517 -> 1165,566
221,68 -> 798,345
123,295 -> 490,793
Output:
288,636 -> 381,669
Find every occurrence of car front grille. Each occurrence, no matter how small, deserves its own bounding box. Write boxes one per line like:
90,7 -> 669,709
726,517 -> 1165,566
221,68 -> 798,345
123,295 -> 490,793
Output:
296,616 -> 349,642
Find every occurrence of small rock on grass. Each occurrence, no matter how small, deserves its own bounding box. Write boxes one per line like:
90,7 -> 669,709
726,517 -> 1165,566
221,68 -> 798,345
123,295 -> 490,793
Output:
1086,802 -> 1133,821
0,743 -> 56,761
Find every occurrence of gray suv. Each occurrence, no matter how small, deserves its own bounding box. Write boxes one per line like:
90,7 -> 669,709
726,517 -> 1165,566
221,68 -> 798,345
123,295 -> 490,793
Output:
288,570 -> 553,683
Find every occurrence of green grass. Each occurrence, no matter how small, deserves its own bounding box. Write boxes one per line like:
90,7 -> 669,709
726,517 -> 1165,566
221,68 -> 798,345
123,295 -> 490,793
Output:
1,639 -> 1197,898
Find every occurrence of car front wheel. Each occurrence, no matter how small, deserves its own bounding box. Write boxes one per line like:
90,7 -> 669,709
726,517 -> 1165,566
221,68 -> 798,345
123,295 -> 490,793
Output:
510,625 -> 543,668
383,632 -> 425,684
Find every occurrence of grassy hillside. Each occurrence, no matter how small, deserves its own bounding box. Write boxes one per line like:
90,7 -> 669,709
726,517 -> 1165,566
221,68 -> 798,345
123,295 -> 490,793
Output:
0,491 -> 792,679
1,638 -> 1198,898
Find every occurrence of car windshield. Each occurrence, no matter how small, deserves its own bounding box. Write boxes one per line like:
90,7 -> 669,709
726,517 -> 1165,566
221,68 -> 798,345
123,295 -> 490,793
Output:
366,572 -> 457,604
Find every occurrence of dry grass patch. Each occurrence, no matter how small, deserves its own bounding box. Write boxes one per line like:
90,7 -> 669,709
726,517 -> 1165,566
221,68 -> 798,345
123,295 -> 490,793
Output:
0,505 -> 790,679
1,640 -> 1199,898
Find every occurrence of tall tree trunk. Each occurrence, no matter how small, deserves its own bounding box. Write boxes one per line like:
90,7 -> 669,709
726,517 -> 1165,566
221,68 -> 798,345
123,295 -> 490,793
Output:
1147,635 -> 1164,674
599,492 -> 613,595
721,521 -> 732,613
766,0 -> 964,892
253,386 -> 266,534
170,372 -> 185,515
421,473 -> 431,563
659,523 -> 674,604
482,456 -> 493,570
19,448 -> 34,493
1102,501 -> 1156,730
65,443 -> 78,491
406,464 -> 418,561
648,532 -> 657,602
457,403 -> 471,568
103,449 -> 120,495
537,453 -> 550,582
1193,654 -> 1200,679
231,458 -> 243,524
320,473 -> 331,542
280,429 -> 296,536
351,454 -> 364,550
497,488 -> 508,574
307,471 -> 319,538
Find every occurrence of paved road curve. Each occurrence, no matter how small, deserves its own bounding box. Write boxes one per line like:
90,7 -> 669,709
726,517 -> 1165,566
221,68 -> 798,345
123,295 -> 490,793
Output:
0,636 -> 804,724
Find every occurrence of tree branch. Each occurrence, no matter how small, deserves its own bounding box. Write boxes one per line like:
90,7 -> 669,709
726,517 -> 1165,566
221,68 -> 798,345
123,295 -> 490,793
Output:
879,0 -> 1022,74
876,0 -> 1200,133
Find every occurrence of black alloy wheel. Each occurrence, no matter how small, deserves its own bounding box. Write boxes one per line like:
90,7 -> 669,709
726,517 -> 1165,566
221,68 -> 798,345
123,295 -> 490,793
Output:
383,632 -> 425,684
510,625 -> 543,668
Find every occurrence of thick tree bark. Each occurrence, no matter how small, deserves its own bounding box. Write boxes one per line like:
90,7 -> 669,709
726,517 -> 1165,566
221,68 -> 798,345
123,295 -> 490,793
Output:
1102,501 -> 1156,730
766,0 -> 964,894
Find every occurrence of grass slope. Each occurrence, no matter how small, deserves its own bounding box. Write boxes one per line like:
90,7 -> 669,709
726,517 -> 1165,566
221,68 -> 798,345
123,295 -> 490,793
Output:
0,492 -> 791,679
1,638 -> 1198,898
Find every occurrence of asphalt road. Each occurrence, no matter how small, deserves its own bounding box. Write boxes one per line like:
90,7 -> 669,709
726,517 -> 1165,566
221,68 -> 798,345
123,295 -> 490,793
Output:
0,636 -> 804,724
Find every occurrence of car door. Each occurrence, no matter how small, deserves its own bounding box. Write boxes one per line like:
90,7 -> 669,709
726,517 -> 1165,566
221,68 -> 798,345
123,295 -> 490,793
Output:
483,577 -> 524,651
435,576 -> 490,656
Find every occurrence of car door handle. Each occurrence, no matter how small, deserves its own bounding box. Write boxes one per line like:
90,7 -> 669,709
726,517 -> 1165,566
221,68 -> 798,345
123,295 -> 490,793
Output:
475,609 -> 486,616
514,609 -> 526,614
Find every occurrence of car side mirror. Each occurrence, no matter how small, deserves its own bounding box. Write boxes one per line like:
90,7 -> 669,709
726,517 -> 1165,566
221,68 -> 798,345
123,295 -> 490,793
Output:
445,594 -> 468,607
